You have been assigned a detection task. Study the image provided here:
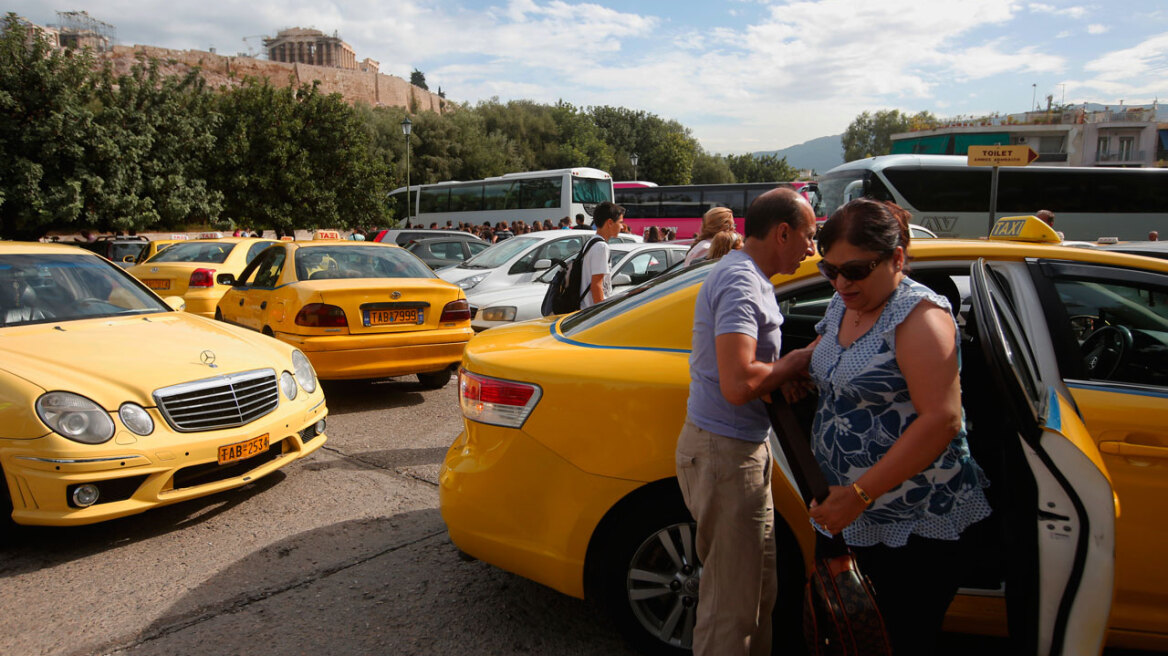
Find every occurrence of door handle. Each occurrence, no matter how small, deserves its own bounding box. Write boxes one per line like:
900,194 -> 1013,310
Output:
260,302 -> 267,310
1100,441 -> 1168,460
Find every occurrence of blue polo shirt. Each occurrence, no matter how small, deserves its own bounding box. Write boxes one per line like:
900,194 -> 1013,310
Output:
686,249 -> 783,442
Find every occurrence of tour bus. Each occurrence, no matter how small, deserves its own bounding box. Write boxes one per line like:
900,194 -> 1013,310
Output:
387,168 -> 614,229
818,155 -> 1168,240
614,181 -> 823,238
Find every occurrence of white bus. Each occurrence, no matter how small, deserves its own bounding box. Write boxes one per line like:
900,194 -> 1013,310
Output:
387,168 -> 614,228
818,155 -> 1168,240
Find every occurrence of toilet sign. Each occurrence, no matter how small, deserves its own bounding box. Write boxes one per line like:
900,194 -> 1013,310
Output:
967,145 -> 1039,167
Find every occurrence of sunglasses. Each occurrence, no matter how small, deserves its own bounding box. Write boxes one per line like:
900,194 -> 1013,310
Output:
816,253 -> 890,281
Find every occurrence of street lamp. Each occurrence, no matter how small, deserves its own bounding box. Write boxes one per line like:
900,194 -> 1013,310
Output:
630,153 -> 639,180
401,116 -> 413,227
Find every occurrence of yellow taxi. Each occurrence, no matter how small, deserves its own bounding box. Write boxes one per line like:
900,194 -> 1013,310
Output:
126,236 -> 278,317
0,242 -> 327,527
440,216 -> 1168,652
215,238 -> 473,387
136,236 -> 189,263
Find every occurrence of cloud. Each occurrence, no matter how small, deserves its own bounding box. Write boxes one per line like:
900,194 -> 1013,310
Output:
1070,31 -> 1168,100
1087,24 -> 1109,34
1028,3 -> 1088,19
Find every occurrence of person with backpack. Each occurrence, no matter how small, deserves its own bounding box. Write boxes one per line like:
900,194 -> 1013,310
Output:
580,202 -> 624,309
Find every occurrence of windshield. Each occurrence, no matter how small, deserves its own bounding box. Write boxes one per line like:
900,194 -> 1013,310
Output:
460,236 -> 540,269
0,253 -> 169,326
562,258 -> 715,335
572,177 -> 613,204
147,241 -> 236,264
817,169 -> 866,218
608,246 -> 633,267
111,242 -> 147,262
295,245 -> 435,280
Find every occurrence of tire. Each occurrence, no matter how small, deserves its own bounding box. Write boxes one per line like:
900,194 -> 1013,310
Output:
416,369 -> 452,389
589,482 -> 807,655
0,467 -> 15,544
214,308 -> 223,321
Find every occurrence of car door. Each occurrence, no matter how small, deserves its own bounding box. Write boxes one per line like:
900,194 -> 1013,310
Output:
509,236 -> 585,285
231,247 -> 287,331
971,258 -> 1115,655
1027,259 -> 1168,641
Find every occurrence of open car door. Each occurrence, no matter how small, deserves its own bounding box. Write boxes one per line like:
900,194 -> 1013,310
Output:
971,258 -> 1115,655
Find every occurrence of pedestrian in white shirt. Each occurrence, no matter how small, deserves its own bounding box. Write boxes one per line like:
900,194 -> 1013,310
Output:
580,202 -> 625,309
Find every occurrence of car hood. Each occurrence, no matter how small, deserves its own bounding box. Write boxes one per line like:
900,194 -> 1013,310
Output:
466,282 -> 548,308
0,312 -> 295,409
436,266 -> 490,285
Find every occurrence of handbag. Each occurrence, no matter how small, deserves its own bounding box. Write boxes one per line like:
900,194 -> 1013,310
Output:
765,399 -> 893,656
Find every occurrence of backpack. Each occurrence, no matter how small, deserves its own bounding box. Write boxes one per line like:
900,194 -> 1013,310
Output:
541,237 -> 604,316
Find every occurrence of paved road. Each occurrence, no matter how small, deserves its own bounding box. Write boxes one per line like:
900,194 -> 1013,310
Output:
0,375 -> 1153,656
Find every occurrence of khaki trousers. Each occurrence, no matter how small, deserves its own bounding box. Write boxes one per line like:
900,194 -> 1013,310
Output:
675,419 -> 777,656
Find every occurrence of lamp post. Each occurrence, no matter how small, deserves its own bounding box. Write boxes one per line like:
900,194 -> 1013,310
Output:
401,116 -> 413,227
630,153 -> 639,181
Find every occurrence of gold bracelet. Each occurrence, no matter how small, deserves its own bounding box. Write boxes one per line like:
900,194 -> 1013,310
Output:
852,482 -> 873,506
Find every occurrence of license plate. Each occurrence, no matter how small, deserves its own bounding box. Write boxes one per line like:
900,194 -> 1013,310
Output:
217,434 -> 270,465
143,279 -> 171,291
366,308 -> 420,326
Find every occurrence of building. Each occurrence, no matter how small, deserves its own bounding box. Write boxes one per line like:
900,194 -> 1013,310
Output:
264,28 -> 357,69
892,103 -> 1167,168
52,10 -> 114,52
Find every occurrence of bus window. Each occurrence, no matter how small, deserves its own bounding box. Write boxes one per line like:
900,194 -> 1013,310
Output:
521,177 -> 562,210
701,188 -> 746,217
616,188 -> 659,219
661,189 -> 702,219
450,185 -> 484,213
482,181 -> 515,211
882,167 -> 991,212
420,188 -> 450,214
572,177 -> 612,204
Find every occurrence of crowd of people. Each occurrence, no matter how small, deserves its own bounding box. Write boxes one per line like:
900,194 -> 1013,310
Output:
404,212 -> 675,244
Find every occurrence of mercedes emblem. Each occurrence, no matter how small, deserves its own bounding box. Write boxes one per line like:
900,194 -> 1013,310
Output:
200,350 -> 218,368
390,291 -> 402,300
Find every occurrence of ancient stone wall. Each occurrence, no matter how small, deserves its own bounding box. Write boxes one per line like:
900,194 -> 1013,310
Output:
100,45 -> 446,113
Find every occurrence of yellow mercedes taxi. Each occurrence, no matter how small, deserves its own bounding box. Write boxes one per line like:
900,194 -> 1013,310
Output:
215,237 -> 473,387
126,235 -> 278,318
0,242 -> 327,527
441,216 -> 1168,653
136,236 -> 188,263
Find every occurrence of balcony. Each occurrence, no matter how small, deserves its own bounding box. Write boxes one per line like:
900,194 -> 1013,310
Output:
1096,150 -> 1147,163
1036,152 -> 1068,162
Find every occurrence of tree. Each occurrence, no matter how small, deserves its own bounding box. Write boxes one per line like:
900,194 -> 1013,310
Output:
690,151 -> 736,184
841,109 -> 937,161
725,153 -> 798,183
410,69 -> 428,90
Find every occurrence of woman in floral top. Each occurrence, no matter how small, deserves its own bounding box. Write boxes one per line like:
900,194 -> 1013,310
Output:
807,199 -> 990,655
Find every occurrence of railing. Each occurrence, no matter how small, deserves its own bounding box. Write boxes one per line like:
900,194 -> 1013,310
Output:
1096,150 -> 1147,163
1036,153 -> 1068,162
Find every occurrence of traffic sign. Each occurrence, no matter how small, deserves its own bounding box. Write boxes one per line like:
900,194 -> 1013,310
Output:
967,145 -> 1039,167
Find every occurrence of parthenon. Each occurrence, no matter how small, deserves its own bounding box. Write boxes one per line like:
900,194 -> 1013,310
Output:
264,28 -> 357,69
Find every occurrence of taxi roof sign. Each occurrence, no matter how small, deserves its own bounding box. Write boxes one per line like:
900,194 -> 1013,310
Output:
198,231 -> 224,239
988,215 -> 1061,243
313,229 -> 342,240
967,145 -> 1039,167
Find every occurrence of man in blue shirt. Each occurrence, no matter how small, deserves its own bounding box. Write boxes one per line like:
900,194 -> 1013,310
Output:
676,187 -> 818,656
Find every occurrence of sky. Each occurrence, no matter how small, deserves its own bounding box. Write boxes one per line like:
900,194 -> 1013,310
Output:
12,0 -> 1168,154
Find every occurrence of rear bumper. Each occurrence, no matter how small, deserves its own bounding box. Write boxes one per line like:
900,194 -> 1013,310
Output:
183,290 -> 229,318
278,327 -> 473,380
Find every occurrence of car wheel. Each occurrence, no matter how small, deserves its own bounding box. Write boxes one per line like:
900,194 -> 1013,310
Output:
0,468 -> 14,542
214,308 -> 223,321
416,369 -> 451,389
262,327 -> 274,337
591,485 -> 806,655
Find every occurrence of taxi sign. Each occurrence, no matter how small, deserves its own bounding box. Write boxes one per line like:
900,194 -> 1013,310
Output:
967,145 -> 1039,167
313,229 -> 342,240
280,235 -> 295,241
198,231 -> 224,239
170,234 -> 190,240
988,215 -> 1060,243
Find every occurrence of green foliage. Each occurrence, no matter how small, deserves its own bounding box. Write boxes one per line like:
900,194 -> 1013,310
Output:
690,151 -> 736,184
725,153 -> 799,183
410,69 -> 428,90
842,109 -> 938,161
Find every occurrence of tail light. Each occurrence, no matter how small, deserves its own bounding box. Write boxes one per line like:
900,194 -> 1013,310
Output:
458,368 -> 542,428
295,303 -> 348,328
440,299 -> 472,323
189,268 -> 216,288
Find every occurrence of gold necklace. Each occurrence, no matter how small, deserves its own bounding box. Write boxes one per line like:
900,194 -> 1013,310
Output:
851,308 -> 867,327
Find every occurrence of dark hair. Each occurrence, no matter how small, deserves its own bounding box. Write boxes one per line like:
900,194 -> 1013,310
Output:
592,201 -> 625,228
744,188 -> 808,239
817,198 -> 910,257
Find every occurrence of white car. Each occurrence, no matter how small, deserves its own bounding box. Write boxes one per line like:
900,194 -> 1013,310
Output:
437,230 -> 599,294
469,243 -> 689,331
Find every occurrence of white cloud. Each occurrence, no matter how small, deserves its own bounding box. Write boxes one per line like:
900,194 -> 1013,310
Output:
1071,31 -> 1168,99
1087,24 -> 1109,34
1056,30 -> 1072,38
1028,3 -> 1088,19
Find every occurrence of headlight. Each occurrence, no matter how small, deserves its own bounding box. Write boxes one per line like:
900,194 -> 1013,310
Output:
457,274 -> 487,290
36,392 -> 115,444
118,403 -> 154,436
280,371 -> 298,400
480,306 -> 517,322
292,350 -> 317,394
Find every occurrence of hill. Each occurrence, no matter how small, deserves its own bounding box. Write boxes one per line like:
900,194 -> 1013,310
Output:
754,134 -> 843,174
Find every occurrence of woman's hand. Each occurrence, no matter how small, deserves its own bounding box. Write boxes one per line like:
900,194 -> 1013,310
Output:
808,485 -> 868,535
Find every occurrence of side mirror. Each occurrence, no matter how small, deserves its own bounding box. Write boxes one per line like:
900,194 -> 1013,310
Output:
163,296 -> 186,312
612,273 -> 632,286
534,259 -> 552,271
122,255 -> 136,263
216,273 -> 237,286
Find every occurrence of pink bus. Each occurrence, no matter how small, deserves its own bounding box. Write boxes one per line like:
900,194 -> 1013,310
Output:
614,181 -> 823,239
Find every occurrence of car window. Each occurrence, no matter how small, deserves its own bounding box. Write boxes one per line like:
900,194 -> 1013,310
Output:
431,241 -> 465,261
1050,276 -> 1168,387
467,241 -> 489,256
511,236 -> 584,274
616,251 -> 668,285
461,236 -> 540,269
246,241 -> 274,263
0,254 -> 167,326
295,246 -> 434,281
251,248 -> 287,288
148,241 -> 234,264
111,242 -> 147,262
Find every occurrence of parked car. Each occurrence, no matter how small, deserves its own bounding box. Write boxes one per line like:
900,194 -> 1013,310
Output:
0,241 -> 327,527
468,243 -> 688,331
406,236 -> 491,271
215,240 -> 472,387
437,230 -> 597,294
374,229 -> 485,248
76,235 -> 151,269
441,216 -> 1168,653
126,238 -> 278,317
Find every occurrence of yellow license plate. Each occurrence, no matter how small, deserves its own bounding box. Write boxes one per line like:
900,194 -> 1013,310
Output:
368,309 -> 418,325
217,434 -> 270,465
143,279 -> 171,291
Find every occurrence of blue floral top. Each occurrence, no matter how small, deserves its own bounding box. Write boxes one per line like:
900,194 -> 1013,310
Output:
810,278 -> 991,547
